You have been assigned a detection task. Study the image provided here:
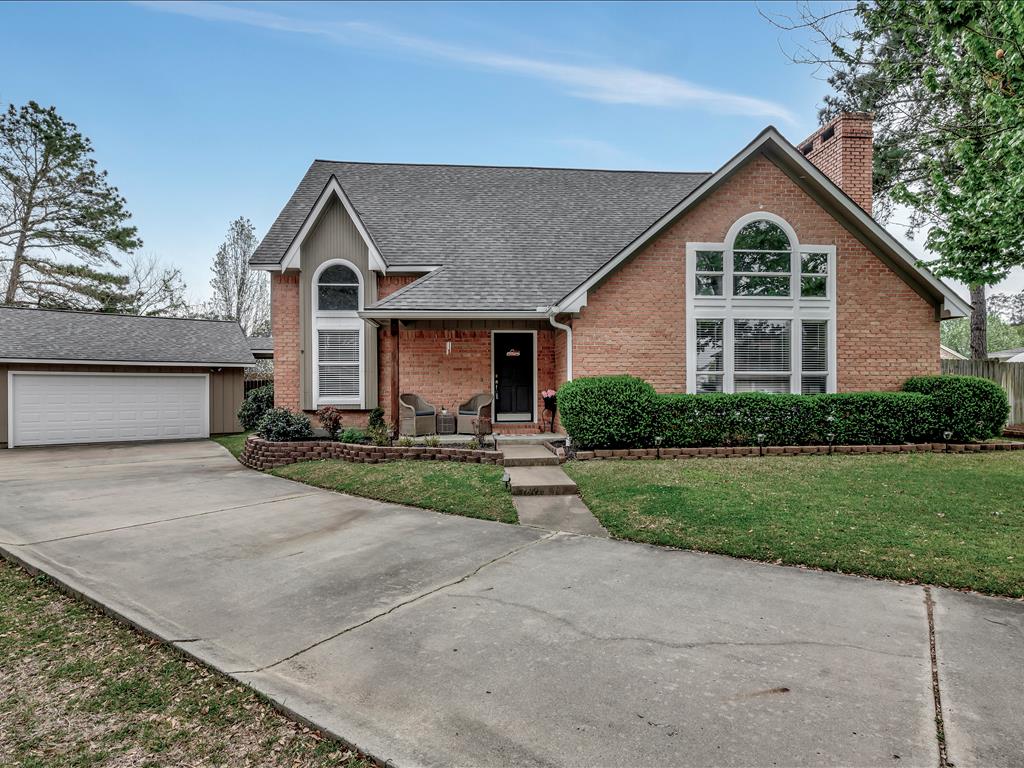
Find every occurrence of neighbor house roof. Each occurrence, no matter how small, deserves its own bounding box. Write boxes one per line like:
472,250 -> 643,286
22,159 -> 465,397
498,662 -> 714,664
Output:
248,336 -> 274,359
0,307 -> 255,366
251,128 -> 969,319
989,347 -> 1024,362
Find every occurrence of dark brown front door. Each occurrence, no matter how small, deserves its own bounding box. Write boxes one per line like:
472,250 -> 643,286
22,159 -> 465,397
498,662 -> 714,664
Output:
494,332 -> 533,422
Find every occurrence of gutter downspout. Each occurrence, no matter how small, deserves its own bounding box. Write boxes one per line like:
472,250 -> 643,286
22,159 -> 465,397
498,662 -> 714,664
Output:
547,310 -> 573,382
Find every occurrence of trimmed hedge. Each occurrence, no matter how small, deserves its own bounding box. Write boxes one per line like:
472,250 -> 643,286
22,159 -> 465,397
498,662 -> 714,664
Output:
238,383 -> 274,431
255,408 -> 314,442
903,375 -> 1009,441
557,375 -> 658,449
558,374 -> 1005,449
656,391 -> 935,448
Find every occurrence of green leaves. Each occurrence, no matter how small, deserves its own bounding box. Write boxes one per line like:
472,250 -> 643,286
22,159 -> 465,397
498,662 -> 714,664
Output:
1,100 -> 141,307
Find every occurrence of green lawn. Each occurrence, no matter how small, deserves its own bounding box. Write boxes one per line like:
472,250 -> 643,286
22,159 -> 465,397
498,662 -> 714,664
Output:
273,459 -> 518,524
212,431 -> 250,458
566,452 -> 1024,597
0,560 -> 369,768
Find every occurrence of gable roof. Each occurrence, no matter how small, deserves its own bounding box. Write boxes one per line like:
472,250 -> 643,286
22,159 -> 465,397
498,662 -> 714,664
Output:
554,127 -> 970,319
0,307 -> 255,366
252,129 -> 969,319
250,161 -> 710,311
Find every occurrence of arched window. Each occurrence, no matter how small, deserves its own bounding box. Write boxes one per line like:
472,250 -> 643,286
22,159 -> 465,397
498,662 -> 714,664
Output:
313,260 -> 363,405
317,263 -> 361,312
686,212 -> 835,396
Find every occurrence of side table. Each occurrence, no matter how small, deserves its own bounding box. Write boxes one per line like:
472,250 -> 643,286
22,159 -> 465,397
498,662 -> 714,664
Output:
437,412 -> 456,435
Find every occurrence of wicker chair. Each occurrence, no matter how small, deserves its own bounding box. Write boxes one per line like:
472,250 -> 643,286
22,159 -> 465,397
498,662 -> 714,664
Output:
399,393 -> 437,436
457,393 -> 493,435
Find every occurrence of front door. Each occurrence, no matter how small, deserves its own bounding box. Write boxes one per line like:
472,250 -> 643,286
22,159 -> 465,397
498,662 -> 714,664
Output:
493,332 -> 534,422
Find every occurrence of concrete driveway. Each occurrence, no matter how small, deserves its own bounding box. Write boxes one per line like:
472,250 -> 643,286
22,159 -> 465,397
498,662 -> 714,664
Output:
0,440 -> 1020,767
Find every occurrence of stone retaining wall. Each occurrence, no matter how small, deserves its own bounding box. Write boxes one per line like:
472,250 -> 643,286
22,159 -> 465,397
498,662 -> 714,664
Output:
572,442 -> 1024,461
240,436 -> 503,471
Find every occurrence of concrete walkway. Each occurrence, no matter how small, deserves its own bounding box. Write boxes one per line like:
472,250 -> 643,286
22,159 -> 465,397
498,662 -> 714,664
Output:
502,444 -> 608,536
0,440 -> 1020,767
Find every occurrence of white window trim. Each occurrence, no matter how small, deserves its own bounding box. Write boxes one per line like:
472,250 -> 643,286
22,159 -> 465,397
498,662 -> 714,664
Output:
685,212 -> 837,395
312,259 -> 365,407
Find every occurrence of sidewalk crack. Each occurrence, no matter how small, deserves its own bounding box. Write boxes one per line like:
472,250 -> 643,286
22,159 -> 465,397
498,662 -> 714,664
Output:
232,531 -> 558,675
924,586 -> 950,768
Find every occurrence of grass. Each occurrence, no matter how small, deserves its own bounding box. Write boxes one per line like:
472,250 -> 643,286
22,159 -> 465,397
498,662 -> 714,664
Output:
565,452 -> 1024,597
212,431 -> 250,458
273,459 -> 518,524
0,559 -> 370,768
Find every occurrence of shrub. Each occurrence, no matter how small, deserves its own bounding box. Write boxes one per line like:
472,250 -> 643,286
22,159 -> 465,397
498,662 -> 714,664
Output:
367,422 -> 391,446
904,375 -> 1009,441
368,407 -> 385,429
339,427 -> 366,444
316,406 -> 345,440
238,383 -> 274,431
557,376 -> 658,449
655,391 -> 935,447
397,436 -> 414,447
423,435 -> 441,448
255,408 -> 313,442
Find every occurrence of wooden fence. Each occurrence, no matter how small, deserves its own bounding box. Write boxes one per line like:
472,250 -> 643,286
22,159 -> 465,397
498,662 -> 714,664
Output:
942,359 -> 1024,425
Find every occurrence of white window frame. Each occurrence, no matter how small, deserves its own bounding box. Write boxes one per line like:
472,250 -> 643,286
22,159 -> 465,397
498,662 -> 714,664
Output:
685,211 -> 837,394
311,259 -> 365,407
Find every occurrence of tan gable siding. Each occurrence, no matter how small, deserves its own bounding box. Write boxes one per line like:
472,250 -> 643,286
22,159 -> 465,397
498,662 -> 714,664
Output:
299,198 -> 378,410
572,152 -> 938,393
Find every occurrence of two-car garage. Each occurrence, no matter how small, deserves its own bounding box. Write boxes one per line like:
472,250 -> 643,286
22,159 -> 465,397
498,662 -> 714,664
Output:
2,308 -> 254,448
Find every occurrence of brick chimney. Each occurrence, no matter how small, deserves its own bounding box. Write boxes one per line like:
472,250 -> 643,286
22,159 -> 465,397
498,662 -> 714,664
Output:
797,112 -> 874,214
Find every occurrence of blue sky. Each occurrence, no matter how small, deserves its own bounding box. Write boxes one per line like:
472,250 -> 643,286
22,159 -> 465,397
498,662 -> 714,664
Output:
4,1 -> 1013,300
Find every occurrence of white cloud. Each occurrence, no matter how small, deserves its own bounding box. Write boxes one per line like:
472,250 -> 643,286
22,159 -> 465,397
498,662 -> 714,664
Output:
136,1 -> 797,123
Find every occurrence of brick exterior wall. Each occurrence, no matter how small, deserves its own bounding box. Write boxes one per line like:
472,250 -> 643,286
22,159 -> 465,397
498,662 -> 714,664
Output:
572,152 -> 939,393
798,112 -> 874,214
272,133 -> 937,421
379,325 -> 558,432
271,272 -> 301,411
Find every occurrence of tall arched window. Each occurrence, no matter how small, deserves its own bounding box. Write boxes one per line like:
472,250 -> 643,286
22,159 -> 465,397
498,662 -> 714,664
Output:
313,260 -> 363,405
686,212 -> 836,395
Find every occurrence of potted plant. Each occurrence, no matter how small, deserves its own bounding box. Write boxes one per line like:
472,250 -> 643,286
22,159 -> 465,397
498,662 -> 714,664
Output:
541,388 -> 557,433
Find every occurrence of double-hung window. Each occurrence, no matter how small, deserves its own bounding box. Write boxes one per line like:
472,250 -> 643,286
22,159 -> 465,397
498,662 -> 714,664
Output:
686,213 -> 835,394
313,262 -> 364,406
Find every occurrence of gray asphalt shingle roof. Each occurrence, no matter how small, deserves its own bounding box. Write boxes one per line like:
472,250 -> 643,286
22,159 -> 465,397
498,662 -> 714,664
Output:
0,307 -> 255,365
251,161 -> 711,311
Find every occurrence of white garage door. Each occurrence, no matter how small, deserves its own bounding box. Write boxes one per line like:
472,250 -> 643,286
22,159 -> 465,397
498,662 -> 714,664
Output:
9,373 -> 208,447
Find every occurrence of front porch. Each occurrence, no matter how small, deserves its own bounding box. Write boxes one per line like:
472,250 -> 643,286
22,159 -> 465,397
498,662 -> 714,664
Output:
377,319 -> 567,437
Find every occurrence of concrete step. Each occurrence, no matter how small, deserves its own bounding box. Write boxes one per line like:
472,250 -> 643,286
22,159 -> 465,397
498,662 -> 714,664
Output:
501,444 -> 560,467
513,495 -> 608,537
506,465 -> 578,496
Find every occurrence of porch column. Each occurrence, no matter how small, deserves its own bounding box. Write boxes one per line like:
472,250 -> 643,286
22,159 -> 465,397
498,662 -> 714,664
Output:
390,319 -> 400,435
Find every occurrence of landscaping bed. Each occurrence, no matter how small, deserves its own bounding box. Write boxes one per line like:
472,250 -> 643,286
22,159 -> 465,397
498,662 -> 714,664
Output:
240,435 -> 502,470
566,451 -> 1024,597
0,559 -> 368,768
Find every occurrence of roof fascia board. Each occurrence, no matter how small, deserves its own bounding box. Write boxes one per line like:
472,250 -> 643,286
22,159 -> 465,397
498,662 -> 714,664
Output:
555,127 -> 970,319
359,310 -> 546,320
0,358 -> 253,367
280,175 -> 387,273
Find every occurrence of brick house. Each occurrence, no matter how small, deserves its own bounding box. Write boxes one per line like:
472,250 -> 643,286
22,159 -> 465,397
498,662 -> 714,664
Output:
250,113 -> 969,435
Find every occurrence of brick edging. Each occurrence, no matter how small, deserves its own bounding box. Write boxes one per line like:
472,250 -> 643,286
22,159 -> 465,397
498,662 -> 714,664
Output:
239,436 -> 503,471
571,442 -> 1024,461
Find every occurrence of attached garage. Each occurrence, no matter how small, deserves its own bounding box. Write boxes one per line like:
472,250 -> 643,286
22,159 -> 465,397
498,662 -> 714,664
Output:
2,308 -> 254,448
